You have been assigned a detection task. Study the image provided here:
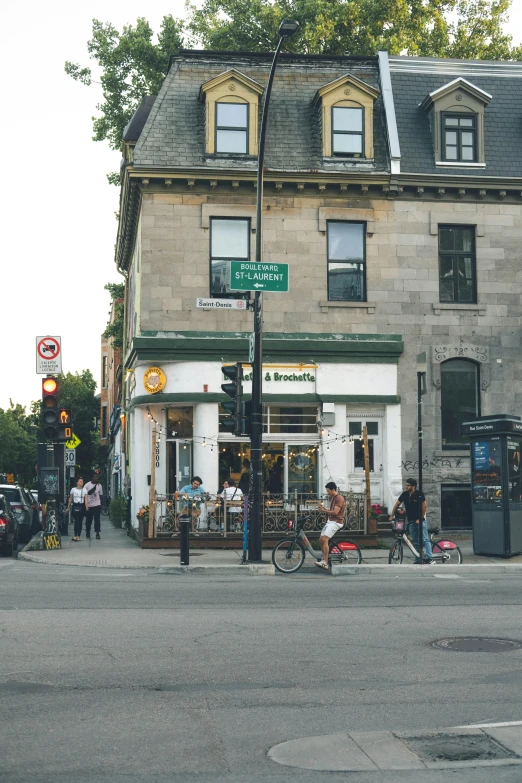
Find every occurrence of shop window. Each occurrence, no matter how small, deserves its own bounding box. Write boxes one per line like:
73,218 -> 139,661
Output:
441,359 -> 480,449
210,217 -> 250,298
288,445 -> 318,495
349,421 -> 378,436
441,484 -> 472,529
167,407 -> 193,439
439,226 -> 476,303
269,406 -> 317,433
327,221 -> 366,301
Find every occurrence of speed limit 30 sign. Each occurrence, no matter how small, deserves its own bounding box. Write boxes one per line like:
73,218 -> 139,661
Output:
65,449 -> 76,466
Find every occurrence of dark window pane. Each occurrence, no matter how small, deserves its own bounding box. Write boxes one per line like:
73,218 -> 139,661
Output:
216,129 -> 247,153
354,439 -> 374,471
349,422 -> 361,436
333,107 -> 362,132
366,421 -> 378,435
441,360 -> 479,448
332,133 -> 362,154
439,228 -> 455,251
216,103 -> 247,128
328,263 -> 364,301
328,222 -> 364,261
439,256 -> 455,302
167,407 -> 194,439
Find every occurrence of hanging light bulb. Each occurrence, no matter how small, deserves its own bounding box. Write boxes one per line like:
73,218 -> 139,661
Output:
202,440 -> 206,447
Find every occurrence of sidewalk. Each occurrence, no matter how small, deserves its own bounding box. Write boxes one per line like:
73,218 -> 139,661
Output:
18,518 -> 522,575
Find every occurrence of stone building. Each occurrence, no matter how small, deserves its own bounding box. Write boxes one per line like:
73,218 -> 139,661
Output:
116,49 -> 522,532
99,296 -> 124,500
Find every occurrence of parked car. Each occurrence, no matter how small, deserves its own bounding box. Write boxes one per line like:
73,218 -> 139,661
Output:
0,494 -> 18,556
0,485 -> 32,543
23,488 -> 41,535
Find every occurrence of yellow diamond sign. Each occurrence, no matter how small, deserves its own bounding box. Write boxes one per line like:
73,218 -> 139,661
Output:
65,433 -> 81,450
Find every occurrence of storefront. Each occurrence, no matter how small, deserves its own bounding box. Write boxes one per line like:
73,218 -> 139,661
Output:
126,356 -> 403,527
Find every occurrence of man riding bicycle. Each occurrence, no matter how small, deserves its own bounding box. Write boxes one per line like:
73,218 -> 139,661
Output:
316,482 -> 346,570
389,478 -> 435,564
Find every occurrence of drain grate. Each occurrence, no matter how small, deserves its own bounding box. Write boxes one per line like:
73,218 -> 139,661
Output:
433,636 -> 522,652
403,733 -> 520,763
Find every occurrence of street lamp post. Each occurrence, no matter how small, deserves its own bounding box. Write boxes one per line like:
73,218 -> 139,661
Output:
248,19 -> 299,562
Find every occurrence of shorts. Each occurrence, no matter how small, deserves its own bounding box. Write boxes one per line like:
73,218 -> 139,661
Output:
321,521 -> 343,538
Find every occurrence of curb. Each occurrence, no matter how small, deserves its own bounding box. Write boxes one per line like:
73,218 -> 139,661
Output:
331,563 -> 522,576
16,551 -> 275,575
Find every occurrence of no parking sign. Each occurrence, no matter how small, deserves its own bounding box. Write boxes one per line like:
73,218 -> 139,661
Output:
36,335 -> 62,374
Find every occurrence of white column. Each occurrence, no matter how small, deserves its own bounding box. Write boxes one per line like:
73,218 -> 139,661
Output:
320,404 -> 348,491
131,406 -> 153,527
193,403 -> 219,493
384,404 -> 402,510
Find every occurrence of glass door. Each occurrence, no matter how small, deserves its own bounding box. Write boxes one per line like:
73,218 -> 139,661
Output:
167,440 -> 192,493
347,418 -> 383,504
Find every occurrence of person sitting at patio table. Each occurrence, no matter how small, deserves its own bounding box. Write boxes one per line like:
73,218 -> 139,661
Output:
219,479 -> 244,532
175,476 -> 206,535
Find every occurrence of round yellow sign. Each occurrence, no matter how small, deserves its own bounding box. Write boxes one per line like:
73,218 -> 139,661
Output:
143,367 -> 167,394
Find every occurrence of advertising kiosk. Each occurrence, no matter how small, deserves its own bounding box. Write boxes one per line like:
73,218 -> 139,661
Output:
462,415 -> 522,557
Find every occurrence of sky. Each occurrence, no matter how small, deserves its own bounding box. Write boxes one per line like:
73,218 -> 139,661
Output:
1,0 -> 522,413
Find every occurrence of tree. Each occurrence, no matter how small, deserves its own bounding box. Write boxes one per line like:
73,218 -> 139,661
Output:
31,371 -> 100,476
102,282 -> 125,350
0,403 -> 38,485
66,2 -> 521,163
65,15 -> 184,182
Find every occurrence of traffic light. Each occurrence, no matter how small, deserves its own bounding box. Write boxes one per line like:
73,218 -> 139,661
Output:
42,377 -> 59,440
221,363 -> 243,436
57,409 -> 72,442
241,399 -> 253,438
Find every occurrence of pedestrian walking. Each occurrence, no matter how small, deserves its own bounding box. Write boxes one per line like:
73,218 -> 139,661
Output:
84,472 -> 103,540
67,477 -> 86,541
389,478 -> 435,564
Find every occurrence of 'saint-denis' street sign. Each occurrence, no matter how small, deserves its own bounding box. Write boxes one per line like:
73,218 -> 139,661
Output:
230,262 -> 289,293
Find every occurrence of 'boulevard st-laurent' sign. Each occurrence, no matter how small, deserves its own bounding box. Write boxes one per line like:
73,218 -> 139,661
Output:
230,262 -> 289,293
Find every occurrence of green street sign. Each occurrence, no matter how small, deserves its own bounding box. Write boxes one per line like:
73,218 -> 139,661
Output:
230,262 -> 289,293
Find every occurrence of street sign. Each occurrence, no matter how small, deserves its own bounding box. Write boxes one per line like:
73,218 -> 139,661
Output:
249,333 -> 255,364
230,262 -> 289,293
69,466 -> 75,478
65,449 -> 76,466
36,335 -> 62,374
65,432 -> 81,450
196,297 -> 248,310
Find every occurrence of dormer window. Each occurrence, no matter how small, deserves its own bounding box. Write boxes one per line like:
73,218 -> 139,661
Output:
315,74 -> 379,161
442,114 -> 477,162
200,69 -> 264,157
421,78 -> 491,168
216,102 -> 248,154
332,107 -> 363,156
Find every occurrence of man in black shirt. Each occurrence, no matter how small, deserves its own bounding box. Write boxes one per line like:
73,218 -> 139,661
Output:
389,478 -> 435,564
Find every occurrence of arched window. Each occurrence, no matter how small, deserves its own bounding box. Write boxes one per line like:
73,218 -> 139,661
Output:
441,359 -> 480,449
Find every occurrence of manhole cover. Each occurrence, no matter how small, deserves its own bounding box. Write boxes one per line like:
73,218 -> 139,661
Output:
433,637 -> 522,652
403,733 -> 519,763
159,552 -> 204,557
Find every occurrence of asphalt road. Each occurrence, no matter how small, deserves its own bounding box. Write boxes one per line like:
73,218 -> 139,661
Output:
1,560 -> 522,783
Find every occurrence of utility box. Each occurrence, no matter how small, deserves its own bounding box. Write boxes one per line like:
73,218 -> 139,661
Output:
462,415 -> 522,557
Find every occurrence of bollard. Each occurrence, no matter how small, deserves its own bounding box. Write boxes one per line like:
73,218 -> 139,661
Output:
179,516 -> 190,566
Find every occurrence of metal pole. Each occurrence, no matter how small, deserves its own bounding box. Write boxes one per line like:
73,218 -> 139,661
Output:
248,36 -> 285,562
417,372 -> 423,564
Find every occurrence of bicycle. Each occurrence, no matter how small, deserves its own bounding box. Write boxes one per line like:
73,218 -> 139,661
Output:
388,515 -> 463,564
271,515 -> 362,573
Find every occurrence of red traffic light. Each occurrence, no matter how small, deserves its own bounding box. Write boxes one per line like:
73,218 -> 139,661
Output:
42,378 -> 58,394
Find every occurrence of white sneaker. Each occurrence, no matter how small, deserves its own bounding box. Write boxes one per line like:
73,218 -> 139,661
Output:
315,560 -> 329,570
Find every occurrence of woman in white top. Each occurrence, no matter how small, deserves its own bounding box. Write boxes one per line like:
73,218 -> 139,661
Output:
220,480 -> 244,532
67,477 -> 86,541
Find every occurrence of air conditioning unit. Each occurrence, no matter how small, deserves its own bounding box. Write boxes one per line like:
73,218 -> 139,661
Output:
321,402 -> 335,426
